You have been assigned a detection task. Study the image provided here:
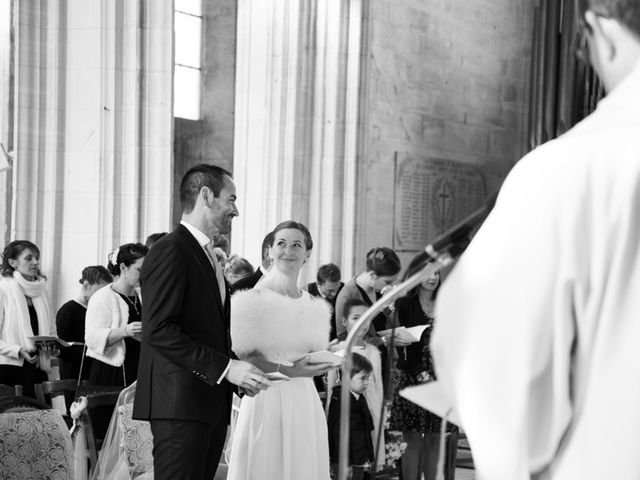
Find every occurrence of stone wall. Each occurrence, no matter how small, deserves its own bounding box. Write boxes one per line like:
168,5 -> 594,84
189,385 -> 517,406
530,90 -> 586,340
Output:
357,0 -> 534,272
173,0 -> 236,224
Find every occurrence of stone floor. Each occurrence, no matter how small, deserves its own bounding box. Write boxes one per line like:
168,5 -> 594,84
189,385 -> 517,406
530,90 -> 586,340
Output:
215,437 -> 476,479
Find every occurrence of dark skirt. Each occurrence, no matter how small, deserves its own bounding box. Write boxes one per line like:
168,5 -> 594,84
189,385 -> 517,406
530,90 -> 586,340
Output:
87,337 -> 140,387
389,369 -> 453,433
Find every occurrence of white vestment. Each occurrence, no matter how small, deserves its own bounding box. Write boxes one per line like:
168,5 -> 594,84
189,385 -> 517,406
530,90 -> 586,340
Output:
432,59 -> 640,480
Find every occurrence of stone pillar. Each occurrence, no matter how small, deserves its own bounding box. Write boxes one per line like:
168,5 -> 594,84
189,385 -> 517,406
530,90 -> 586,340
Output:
12,0 -> 173,306
232,0 -> 364,281
12,0 -> 67,302
0,0 -> 14,244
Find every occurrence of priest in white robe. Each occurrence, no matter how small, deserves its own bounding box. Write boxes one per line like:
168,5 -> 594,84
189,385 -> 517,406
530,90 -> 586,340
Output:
431,2 -> 640,479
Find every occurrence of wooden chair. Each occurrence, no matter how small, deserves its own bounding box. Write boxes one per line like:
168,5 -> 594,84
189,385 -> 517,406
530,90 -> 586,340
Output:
35,379 -> 80,419
0,394 -> 51,413
81,388 -> 124,476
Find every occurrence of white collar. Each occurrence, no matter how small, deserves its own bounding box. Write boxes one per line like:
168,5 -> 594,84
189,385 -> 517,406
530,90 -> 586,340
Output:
180,220 -> 210,247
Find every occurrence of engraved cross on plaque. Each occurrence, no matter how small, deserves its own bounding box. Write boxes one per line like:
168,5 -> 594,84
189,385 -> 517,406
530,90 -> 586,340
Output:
437,183 -> 451,233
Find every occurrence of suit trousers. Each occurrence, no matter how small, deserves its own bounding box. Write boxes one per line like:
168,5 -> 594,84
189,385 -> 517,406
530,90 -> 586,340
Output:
150,413 -> 228,480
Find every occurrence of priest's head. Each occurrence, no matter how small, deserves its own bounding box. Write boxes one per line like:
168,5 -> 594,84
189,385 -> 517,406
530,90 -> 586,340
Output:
578,0 -> 640,92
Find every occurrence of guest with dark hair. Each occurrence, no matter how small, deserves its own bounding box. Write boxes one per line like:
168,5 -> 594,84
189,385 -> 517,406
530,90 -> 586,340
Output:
85,243 -> 148,387
144,232 -> 168,249
307,263 -> 343,340
335,246 -> 401,341
389,254 -> 457,480
57,265 -> 113,381
224,254 -> 255,285
230,230 -> 274,292
0,240 -> 55,397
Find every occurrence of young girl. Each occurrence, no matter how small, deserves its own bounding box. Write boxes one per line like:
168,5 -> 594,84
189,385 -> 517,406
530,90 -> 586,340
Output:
327,298 -> 385,471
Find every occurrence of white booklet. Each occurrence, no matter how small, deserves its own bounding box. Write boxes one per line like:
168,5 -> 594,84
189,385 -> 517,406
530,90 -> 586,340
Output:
377,325 -> 430,343
289,346 -> 364,366
264,371 -> 290,382
29,336 -> 83,348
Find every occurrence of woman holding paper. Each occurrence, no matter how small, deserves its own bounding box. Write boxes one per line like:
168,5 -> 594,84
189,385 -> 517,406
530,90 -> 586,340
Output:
228,220 -> 334,480
388,254 -> 457,480
85,243 -> 148,387
0,240 -> 55,398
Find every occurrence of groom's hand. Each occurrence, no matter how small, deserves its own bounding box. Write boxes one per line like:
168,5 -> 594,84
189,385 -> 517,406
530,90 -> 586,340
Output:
226,359 -> 271,396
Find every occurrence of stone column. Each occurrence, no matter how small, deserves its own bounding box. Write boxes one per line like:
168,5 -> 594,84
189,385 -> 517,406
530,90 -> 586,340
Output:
12,0 -> 173,306
232,0 -> 364,281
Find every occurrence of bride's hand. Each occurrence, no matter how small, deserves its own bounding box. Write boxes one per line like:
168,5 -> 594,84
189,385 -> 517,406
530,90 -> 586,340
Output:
283,356 -> 335,378
327,339 -> 344,353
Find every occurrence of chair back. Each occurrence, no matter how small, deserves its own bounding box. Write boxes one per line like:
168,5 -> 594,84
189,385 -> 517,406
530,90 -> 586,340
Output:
81,388 -> 123,477
0,408 -> 73,479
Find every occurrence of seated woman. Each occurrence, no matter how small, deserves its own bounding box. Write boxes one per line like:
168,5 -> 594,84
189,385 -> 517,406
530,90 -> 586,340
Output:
227,220 -> 335,480
0,240 -> 56,398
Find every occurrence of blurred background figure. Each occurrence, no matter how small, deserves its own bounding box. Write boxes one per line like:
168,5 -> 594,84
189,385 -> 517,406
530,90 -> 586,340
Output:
57,265 -> 113,382
212,233 -> 229,269
334,246 -> 401,398
230,231 -> 274,292
0,240 -> 55,398
144,232 -> 168,249
224,254 -> 255,285
335,247 -> 401,342
307,263 -> 343,341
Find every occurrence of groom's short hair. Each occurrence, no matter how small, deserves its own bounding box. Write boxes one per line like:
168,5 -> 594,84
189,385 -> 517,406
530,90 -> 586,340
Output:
180,164 -> 232,214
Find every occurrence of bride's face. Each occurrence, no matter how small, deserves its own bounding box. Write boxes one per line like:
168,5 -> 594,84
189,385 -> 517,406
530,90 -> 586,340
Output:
269,228 -> 310,274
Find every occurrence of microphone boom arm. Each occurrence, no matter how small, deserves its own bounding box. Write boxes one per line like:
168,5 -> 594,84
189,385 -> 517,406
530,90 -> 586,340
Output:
337,193 -> 497,480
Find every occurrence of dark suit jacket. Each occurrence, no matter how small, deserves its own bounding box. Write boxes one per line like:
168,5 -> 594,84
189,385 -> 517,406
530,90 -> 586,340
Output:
133,225 -> 232,426
307,281 -> 343,340
229,267 -> 263,293
327,385 -> 374,465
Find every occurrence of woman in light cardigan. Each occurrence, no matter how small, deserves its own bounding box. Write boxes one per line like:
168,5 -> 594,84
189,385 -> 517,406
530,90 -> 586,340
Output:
85,243 -> 148,387
0,240 -> 55,397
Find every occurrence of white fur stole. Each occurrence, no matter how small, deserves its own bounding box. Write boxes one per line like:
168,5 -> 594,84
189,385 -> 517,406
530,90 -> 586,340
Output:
230,288 -> 331,362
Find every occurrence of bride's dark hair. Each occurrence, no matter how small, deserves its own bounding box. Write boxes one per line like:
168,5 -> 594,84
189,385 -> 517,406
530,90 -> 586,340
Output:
270,220 -> 313,250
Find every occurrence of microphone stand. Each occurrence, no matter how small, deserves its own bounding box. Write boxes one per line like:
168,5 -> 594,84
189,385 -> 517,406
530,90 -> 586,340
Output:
337,193 -> 497,480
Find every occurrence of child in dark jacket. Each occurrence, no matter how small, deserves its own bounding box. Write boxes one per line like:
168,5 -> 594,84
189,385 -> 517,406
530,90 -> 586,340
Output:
327,352 -> 375,480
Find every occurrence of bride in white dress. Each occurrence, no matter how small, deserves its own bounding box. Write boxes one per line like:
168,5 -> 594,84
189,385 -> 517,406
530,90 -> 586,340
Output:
227,221 -> 334,480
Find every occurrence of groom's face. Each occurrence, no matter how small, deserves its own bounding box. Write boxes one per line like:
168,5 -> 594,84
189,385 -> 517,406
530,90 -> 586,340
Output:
206,175 -> 239,236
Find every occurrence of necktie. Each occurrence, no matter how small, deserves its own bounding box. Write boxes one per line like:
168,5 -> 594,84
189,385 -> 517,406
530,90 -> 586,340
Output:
204,241 -> 227,304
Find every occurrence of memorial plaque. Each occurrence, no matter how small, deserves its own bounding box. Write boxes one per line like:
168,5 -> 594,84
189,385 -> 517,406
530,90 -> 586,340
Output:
393,153 -> 487,251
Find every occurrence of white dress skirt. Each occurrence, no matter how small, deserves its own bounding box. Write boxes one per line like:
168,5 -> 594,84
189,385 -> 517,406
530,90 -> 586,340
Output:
227,288 -> 332,480
227,377 -> 329,480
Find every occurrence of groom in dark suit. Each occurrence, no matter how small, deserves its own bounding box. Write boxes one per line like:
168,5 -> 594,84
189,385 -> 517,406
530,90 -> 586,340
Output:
133,164 -> 270,480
